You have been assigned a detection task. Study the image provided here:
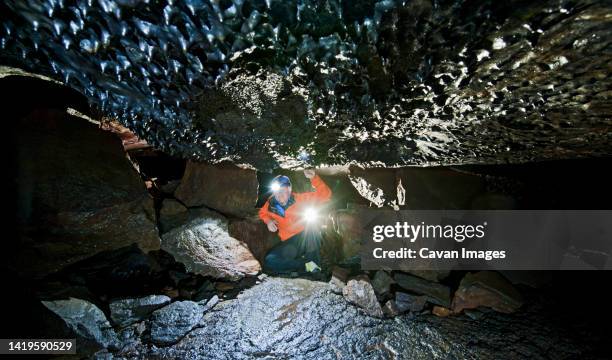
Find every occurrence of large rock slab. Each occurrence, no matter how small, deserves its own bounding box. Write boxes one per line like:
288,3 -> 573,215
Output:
109,295 -> 171,328
394,272 -> 452,308
401,270 -> 450,283
29,196 -> 160,274
135,277 -> 590,359
371,271 -> 395,295
41,297 -> 120,351
161,214 -> 261,281
175,162 -> 258,217
452,271 -> 523,314
13,108 -> 160,278
330,206 -> 380,261
150,301 -> 204,346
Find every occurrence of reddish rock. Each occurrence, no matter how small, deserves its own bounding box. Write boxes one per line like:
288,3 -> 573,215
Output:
162,287 -> 180,299
331,206 -> 380,260
228,218 -> 279,264
31,195 -> 161,273
452,271 -> 523,314
215,282 -> 235,292
175,161 -> 258,217
432,306 -> 452,317
100,120 -> 150,151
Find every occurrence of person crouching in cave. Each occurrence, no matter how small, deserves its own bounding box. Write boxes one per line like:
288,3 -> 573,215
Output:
259,169 -> 332,276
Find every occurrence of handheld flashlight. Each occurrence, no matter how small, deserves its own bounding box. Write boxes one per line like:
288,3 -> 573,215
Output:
303,207 -> 319,223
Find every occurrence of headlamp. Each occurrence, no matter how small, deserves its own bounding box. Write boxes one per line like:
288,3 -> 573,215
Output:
270,181 -> 281,192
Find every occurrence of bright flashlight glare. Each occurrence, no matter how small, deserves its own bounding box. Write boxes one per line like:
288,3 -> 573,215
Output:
270,181 -> 281,192
303,207 -> 318,223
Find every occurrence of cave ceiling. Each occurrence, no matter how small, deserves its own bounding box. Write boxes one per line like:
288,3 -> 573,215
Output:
2,0 -> 611,169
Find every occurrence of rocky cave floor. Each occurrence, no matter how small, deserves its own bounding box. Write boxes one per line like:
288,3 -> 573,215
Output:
11,245 -> 607,360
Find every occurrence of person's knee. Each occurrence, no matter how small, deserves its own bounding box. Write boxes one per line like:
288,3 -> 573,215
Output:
264,251 -> 277,262
264,252 -> 279,271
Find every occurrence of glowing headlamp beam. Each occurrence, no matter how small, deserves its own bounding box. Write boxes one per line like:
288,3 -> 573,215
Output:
270,181 -> 281,192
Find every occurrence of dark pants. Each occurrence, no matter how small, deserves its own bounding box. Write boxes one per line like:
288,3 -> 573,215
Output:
264,230 -> 322,274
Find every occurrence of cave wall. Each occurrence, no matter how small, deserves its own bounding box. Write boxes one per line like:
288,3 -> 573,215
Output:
5,75 -> 160,279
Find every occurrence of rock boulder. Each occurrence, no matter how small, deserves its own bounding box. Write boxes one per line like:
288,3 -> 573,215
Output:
342,276 -> 384,318
42,297 -> 120,351
109,295 -> 171,328
150,301 -> 204,346
452,271 -> 523,314
175,162 -> 259,218
161,214 -> 261,281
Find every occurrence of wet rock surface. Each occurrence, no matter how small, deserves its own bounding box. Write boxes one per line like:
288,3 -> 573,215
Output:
1,1 -> 610,168
150,300 -> 204,346
396,292 -> 428,313
126,277 -> 595,359
4,68 -> 612,358
42,297 -> 120,351
110,295 -> 171,328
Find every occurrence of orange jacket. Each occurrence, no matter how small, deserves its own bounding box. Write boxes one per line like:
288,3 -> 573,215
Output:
258,175 -> 332,241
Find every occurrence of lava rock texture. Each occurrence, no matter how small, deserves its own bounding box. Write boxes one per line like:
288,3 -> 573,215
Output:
1,0 -> 610,169
130,277 -> 593,359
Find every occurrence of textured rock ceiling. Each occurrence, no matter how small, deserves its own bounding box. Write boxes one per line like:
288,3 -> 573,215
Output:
1,0 -> 611,169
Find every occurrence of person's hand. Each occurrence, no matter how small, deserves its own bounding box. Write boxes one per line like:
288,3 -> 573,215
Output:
304,169 -> 315,179
266,219 -> 278,232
